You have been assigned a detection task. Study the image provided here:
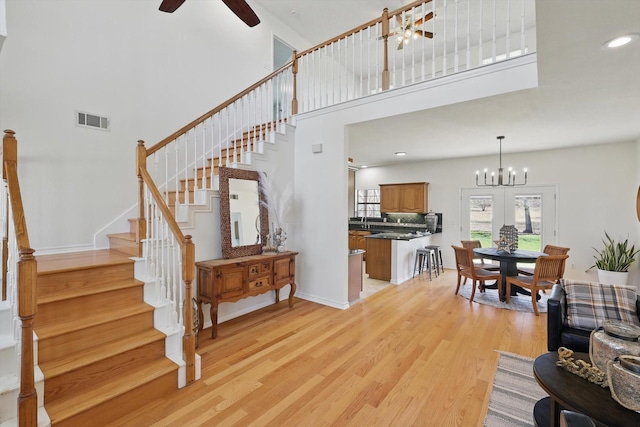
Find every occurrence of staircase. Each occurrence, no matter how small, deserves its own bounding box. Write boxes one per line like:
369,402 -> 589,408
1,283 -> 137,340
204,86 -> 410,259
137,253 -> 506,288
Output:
34,249 -> 178,426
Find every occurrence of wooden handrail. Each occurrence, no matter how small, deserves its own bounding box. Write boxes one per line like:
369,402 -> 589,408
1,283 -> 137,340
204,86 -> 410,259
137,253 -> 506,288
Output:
146,61 -> 294,157
296,0 -> 432,58
138,165 -> 196,385
3,129 -> 38,426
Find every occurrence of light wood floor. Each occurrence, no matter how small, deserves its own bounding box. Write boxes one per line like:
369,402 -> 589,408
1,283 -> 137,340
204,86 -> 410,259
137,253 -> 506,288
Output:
110,269 -> 548,427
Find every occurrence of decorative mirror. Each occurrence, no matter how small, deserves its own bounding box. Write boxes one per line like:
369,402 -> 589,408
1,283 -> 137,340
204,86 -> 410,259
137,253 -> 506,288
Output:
219,167 -> 269,258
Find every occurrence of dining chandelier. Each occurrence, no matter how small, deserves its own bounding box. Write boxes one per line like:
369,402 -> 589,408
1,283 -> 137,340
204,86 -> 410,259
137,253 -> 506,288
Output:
476,136 -> 528,187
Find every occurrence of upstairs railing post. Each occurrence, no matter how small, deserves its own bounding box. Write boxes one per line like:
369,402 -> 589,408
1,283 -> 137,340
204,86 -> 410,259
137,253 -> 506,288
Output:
136,140 -> 147,244
381,8 -> 390,91
17,248 -> 37,427
291,51 -> 298,115
182,235 -> 196,385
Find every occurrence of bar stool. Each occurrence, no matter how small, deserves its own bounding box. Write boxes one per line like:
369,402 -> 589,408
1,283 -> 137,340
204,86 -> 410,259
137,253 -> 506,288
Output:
424,245 -> 444,274
413,247 -> 438,280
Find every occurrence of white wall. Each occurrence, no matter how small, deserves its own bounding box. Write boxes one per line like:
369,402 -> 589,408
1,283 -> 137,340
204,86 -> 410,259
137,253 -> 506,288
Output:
0,0 -> 310,252
356,141 -> 640,286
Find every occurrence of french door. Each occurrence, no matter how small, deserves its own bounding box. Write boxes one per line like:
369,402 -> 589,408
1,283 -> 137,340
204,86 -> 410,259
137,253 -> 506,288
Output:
460,186 -> 557,252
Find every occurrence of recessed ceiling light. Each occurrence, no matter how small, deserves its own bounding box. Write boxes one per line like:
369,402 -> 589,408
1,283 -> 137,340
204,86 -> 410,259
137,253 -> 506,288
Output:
395,151 -> 406,156
360,165 -> 368,168
602,34 -> 639,49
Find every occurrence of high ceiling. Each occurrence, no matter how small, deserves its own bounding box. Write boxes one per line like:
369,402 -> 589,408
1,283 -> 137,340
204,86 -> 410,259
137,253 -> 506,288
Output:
252,0 -> 640,167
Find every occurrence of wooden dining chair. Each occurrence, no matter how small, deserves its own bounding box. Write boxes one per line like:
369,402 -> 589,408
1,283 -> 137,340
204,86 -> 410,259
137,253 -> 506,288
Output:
506,254 -> 569,315
452,245 -> 503,302
517,245 -> 570,277
461,240 -> 500,270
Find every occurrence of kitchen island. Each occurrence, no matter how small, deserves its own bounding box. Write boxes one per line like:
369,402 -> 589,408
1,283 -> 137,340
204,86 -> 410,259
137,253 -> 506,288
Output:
365,232 -> 433,284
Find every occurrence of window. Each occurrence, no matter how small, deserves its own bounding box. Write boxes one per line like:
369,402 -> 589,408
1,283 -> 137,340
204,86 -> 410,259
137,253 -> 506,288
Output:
356,189 -> 381,218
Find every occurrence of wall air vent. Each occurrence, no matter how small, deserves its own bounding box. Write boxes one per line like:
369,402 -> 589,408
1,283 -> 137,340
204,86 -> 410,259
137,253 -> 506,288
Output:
230,194 -> 239,200
76,111 -> 110,131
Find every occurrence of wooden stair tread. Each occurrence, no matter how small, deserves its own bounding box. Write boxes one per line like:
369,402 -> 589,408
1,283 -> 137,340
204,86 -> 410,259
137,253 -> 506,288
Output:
39,329 -> 166,379
37,278 -> 143,304
37,249 -> 133,275
45,358 -> 178,423
35,303 -> 154,340
107,232 -> 137,242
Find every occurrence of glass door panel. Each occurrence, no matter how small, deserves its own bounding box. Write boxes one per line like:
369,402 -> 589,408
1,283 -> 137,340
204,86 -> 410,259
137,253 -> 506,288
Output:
470,196 -> 494,248
462,186 -> 556,251
514,194 -> 542,251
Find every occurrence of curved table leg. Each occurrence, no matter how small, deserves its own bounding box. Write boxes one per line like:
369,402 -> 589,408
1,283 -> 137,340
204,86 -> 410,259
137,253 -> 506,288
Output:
288,281 -> 297,308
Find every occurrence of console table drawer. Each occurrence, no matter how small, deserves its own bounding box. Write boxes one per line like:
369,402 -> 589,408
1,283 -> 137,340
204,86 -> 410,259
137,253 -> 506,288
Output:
248,275 -> 271,291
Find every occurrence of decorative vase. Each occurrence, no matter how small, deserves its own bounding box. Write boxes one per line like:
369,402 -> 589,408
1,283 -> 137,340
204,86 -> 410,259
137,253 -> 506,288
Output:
597,269 -> 630,285
607,355 -> 640,411
272,227 -> 287,253
589,319 -> 640,372
426,211 -> 438,234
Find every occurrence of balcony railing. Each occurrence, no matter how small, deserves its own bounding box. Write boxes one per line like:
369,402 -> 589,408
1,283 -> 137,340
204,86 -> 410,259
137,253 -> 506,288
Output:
139,0 -> 535,214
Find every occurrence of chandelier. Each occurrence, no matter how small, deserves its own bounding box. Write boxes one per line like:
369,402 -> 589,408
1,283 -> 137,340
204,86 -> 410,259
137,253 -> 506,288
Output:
476,136 -> 527,187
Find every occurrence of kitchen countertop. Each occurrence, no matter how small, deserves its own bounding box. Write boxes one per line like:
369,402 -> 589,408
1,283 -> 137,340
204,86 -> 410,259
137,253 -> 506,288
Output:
365,231 -> 431,241
348,249 -> 366,256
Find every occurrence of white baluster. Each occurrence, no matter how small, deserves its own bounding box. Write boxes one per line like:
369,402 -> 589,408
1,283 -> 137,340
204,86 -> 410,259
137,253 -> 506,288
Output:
521,0 -> 526,55
442,0 -> 448,75
506,0 -> 511,59
201,122 -> 206,190
184,132 -> 189,206
454,0 -> 459,72
492,0 -> 497,63
479,0 -> 484,66
173,143 -> 179,207
466,0 -> 471,69
432,0 -> 436,78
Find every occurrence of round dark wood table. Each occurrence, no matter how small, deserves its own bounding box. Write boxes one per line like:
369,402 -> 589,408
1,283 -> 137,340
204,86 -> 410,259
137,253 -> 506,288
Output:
533,352 -> 640,427
473,247 -> 545,301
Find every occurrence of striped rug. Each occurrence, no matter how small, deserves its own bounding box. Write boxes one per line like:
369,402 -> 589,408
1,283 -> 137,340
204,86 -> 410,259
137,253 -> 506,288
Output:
457,282 -> 549,313
484,352 -> 548,427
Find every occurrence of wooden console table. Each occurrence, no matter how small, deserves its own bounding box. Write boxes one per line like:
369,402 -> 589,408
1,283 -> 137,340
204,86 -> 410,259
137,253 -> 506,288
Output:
196,251 -> 298,339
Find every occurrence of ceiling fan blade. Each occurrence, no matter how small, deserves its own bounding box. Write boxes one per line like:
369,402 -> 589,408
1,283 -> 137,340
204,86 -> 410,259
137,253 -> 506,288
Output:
414,30 -> 434,39
159,0 -> 186,13
414,12 -> 434,27
222,0 -> 260,27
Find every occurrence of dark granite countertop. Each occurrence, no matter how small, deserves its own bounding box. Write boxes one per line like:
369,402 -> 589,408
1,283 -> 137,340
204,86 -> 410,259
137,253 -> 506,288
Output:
365,231 -> 431,241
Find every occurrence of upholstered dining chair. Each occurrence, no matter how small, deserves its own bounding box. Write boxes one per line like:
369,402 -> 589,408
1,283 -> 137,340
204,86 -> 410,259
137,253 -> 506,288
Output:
452,245 -> 503,303
517,245 -> 570,277
506,254 -> 569,316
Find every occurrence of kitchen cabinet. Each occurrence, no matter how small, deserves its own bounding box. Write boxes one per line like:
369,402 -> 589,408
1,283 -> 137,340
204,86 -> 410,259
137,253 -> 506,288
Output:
349,230 -> 370,259
365,238 -> 391,281
379,182 -> 428,213
196,251 -> 298,338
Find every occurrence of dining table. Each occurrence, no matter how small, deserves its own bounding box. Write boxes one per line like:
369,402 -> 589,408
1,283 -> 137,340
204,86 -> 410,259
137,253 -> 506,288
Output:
473,247 -> 547,302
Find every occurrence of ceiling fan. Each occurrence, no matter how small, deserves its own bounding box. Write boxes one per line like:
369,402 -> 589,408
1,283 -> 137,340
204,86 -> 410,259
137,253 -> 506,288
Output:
391,11 -> 434,50
159,0 -> 260,27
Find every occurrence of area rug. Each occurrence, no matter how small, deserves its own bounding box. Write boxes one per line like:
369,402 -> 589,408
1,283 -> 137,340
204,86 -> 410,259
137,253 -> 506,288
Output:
456,281 -> 549,313
484,352 -> 547,427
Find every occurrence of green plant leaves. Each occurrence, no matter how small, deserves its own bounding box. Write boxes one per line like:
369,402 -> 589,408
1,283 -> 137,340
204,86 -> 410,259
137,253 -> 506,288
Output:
589,231 -> 640,272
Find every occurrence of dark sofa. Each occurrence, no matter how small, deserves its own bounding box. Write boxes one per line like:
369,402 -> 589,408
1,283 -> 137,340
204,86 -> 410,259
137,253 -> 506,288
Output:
547,283 -> 640,353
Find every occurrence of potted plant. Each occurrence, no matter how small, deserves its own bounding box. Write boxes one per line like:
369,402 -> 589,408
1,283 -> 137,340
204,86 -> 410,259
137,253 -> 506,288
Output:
588,232 -> 640,285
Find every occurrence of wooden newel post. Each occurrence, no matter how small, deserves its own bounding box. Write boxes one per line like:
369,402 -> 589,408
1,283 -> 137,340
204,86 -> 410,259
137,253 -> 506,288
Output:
182,235 -> 196,385
136,140 -> 147,244
291,51 -> 299,115
381,8 -> 390,91
18,248 -> 37,427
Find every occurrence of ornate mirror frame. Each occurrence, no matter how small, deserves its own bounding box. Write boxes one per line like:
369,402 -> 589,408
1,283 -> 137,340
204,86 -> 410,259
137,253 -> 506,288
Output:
219,167 -> 269,258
